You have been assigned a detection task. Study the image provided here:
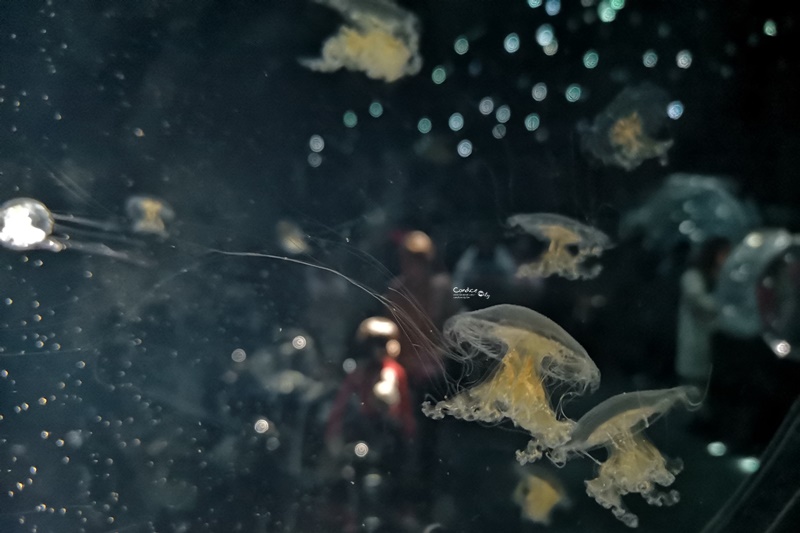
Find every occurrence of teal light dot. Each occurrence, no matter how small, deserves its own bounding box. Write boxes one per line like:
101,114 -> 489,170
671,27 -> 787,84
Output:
504,33 -> 520,53
609,0 -> 625,10
565,84 -> 582,102
343,110 -> 358,128
598,2 -> 616,22
583,50 -> 599,69
643,50 -> 658,67
368,102 -> 383,118
454,36 -> 469,55
432,66 -> 447,84
417,117 -> 432,134
763,19 -> 777,37
524,113 -> 540,131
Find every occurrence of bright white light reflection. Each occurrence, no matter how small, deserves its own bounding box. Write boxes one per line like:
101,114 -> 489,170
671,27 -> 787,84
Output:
254,418 -> 270,434
745,232 -> 764,248
706,441 -> 727,457
291,336 -> 307,349
774,340 -> 791,357
354,441 -> 369,457
736,457 -> 760,474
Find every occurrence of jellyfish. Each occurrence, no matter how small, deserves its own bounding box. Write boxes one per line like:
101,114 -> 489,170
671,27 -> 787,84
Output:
512,467 -> 569,525
421,304 -> 600,463
276,219 -> 311,255
548,386 -> 700,528
507,213 -> 612,280
125,195 -> 175,237
0,197 -> 149,265
580,82 -> 674,171
300,0 -> 422,83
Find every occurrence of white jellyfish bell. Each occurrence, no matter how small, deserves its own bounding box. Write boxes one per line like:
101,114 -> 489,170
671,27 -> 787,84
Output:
0,197 -> 150,265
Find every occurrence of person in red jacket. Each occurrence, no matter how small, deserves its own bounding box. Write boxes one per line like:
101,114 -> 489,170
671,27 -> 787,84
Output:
324,316 -> 416,456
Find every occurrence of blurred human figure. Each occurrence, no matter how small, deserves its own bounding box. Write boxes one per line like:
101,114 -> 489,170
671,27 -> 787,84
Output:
675,237 -> 731,388
324,316 -> 416,455
323,316 -> 418,532
386,230 -> 460,389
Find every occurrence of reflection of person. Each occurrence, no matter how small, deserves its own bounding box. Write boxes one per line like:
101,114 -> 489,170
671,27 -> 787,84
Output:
675,237 -> 731,387
385,230 -> 460,388
324,317 -> 416,455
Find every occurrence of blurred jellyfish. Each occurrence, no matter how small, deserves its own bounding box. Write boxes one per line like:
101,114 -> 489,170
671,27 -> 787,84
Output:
548,386 -> 700,528
580,82 -> 674,171
512,466 -> 569,525
300,0 -> 422,82
422,304 -> 600,464
0,197 -> 149,265
125,195 -> 174,237
620,173 -> 761,254
717,229 -> 800,358
276,219 -> 311,255
508,213 -> 613,280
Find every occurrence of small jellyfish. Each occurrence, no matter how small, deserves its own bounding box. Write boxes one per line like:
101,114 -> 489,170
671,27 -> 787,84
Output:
125,195 -> 174,236
422,304 -> 600,463
512,467 -> 569,525
548,386 -> 700,528
276,219 -> 311,255
580,82 -> 674,171
0,197 -> 148,265
301,0 -> 422,82
508,213 -> 612,280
